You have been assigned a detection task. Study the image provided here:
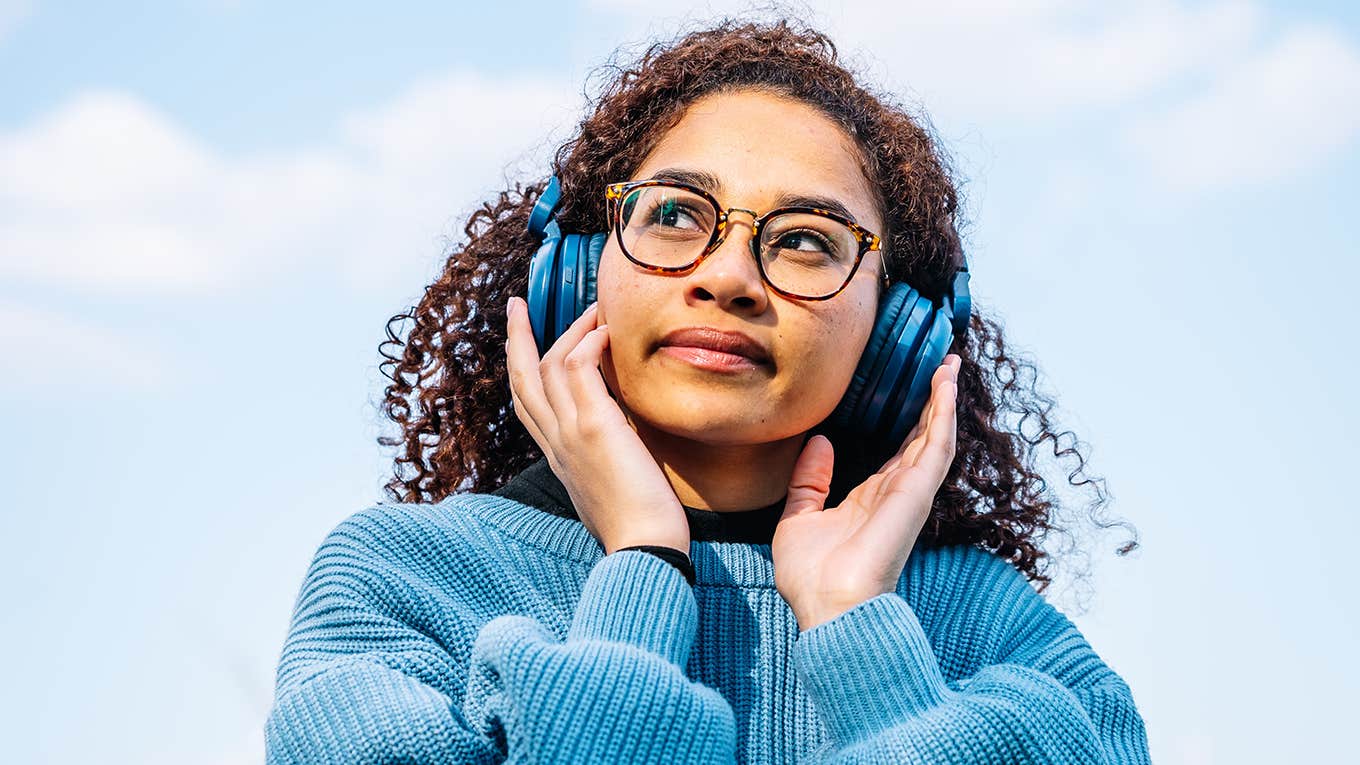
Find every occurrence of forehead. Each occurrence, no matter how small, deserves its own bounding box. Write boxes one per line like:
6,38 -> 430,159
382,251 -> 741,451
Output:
631,89 -> 882,230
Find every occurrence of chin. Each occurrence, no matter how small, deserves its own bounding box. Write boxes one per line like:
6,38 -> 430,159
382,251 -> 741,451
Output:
628,396 -> 796,446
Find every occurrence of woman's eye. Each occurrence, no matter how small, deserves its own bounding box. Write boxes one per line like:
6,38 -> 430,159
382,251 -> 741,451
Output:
776,230 -> 832,254
649,199 -> 702,229
783,228 -> 821,250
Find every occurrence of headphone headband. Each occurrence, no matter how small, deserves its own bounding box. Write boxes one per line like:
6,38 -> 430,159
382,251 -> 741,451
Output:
948,258 -> 972,337
528,176 -> 562,240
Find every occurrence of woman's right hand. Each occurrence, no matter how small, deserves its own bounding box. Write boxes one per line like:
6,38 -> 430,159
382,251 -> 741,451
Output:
505,295 -> 691,556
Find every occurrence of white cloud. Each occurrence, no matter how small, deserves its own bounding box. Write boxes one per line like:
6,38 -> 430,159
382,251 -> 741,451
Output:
591,0 -> 1360,190
0,301 -> 172,393
0,73 -> 578,297
3,1 -> 1355,304
1123,24 -> 1360,190
843,0 -> 1261,121
329,72 -> 581,290
590,0 -> 1262,120
3,91 -> 214,207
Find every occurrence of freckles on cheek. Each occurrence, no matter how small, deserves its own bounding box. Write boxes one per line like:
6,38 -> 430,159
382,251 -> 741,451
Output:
777,319 -> 839,386
601,269 -> 647,315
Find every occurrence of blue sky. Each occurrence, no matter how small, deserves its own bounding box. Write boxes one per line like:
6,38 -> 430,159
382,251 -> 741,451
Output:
1,1 -> 1357,763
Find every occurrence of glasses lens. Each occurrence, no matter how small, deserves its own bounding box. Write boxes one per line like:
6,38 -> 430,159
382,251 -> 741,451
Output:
759,212 -> 859,298
618,185 -> 716,268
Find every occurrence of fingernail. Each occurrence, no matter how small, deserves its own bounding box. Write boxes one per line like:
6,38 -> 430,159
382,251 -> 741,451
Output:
506,295 -> 515,314
587,301 -> 598,314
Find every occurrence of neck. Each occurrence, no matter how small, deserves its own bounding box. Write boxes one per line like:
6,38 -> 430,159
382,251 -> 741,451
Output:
626,412 -> 806,513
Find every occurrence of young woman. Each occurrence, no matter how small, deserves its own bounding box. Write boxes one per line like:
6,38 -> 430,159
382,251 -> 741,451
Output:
266,19 -> 1149,764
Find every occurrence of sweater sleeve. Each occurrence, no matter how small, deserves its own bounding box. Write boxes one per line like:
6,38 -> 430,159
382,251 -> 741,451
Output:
265,509 -> 737,765
791,551 -> 1150,764
462,549 -> 738,763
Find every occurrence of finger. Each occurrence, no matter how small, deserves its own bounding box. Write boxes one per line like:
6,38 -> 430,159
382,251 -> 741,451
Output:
914,372 -> 958,479
858,358 -> 961,542
884,398 -> 931,474
902,360 -> 958,469
539,302 -> 602,420
892,362 -> 957,470
880,359 -> 951,473
889,398 -> 934,472
780,434 -> 835,522
541,301 -> 602,366
562,323 -> 621,432
867,364 -> 959,524
505,296 -> 558,442
507,371 -> 550,449
897,418 -> 927,464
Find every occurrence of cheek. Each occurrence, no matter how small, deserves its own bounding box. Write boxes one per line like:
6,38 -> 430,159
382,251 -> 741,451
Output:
783,297 -> 877,400
791,322 -> 852,382
594,243 -> 645,323
601,247 -> 652,333
595,246 -> 658,377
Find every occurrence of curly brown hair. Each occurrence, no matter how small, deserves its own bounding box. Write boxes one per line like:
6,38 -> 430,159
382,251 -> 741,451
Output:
376,18 -> 1139,593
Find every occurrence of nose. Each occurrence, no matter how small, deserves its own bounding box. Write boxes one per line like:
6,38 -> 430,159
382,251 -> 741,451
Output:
681,210 -> 769,313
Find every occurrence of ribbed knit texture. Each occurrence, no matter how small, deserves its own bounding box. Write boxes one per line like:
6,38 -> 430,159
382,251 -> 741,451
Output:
265,495 -> 1150,764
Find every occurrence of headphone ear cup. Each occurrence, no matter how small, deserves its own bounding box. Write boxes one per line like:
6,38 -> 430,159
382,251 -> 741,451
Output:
829,283 -> 911,431
883,309 -> 954,447
527,219 -> 562,353
553,233 -> 585,342
583,232 -> 605,309
862,293 -> 933,438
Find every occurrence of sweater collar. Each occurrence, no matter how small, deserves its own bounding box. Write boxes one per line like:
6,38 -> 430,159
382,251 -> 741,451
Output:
477,458 -> 786,588
491,457 -> 787,545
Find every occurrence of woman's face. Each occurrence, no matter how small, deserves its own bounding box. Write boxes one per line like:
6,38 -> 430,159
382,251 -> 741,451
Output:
597,88 -> 887,446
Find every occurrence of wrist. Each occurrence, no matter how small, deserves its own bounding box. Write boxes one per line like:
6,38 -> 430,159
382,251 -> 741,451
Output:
605,535 -> 690,556
796,603 -> 854,633
614,544 -> 696,587
568,549 -> 699,666
795,591 -> 889,632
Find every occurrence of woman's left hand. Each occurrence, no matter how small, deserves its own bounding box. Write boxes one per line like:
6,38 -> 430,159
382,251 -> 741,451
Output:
772,353 -> 961,632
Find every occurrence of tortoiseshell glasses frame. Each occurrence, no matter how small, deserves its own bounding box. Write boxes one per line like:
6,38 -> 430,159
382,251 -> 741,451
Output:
604,179 -> 886,301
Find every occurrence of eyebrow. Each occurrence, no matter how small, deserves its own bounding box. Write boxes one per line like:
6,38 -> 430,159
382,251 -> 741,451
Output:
646,166 -> 862,223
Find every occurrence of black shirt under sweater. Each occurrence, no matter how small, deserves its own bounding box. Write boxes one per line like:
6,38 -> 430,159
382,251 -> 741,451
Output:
491,457 -> 787,545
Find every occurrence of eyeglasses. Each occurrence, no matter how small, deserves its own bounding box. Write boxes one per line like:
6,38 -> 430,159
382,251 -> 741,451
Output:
604,179 -> 885,301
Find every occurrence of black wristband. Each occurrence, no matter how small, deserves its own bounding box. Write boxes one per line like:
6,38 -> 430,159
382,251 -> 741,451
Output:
615,544 -> 696,587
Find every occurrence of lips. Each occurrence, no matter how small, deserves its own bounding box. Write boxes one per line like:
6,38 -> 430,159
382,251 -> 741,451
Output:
658,326 -> 771,364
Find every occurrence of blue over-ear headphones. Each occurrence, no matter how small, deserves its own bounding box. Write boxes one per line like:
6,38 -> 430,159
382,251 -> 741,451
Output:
525,176 -> 972,448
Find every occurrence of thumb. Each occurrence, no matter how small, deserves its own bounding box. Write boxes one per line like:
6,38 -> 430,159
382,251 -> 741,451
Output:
781,434 -> 835,522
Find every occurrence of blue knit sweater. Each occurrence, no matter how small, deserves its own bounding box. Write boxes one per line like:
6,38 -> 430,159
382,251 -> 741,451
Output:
265,489 -> 1150,763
